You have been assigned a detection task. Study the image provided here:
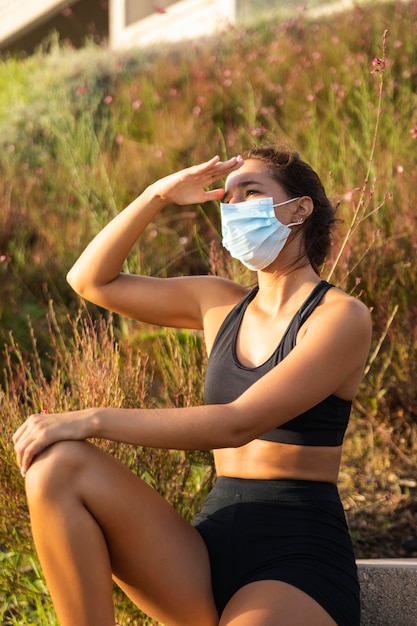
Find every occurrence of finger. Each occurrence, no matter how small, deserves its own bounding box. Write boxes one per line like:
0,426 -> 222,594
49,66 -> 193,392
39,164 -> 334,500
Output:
13,411 -> 42,444
13,414 -> 44,474
18,436 -> 43,477
191,155 -> 221,175
14,440 -> 26,475
205,155 -> 221,167
197,155 -> 243,177
217,155 -> 244,168
210,155 -> 245,179
13,427 -> 30,471
205,162 -> 244,192
13,419 -> 29,445
203,188 -> 226,201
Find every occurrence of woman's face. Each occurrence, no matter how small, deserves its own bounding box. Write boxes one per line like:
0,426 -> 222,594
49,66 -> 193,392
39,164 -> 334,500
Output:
223,158 -> 299,224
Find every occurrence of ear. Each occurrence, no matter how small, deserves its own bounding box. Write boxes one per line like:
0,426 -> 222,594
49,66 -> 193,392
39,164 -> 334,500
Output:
293,196 -> 314,223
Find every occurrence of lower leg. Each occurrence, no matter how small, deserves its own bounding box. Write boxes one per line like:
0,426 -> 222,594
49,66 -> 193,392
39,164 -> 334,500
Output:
25,441 -> 218,626
25,447 -> 116,626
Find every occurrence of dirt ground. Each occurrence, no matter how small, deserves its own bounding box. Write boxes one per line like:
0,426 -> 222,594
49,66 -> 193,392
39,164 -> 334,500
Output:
341,471 -> 417,559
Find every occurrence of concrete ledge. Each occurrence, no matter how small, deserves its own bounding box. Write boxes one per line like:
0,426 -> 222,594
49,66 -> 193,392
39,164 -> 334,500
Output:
357,559 -> 417,625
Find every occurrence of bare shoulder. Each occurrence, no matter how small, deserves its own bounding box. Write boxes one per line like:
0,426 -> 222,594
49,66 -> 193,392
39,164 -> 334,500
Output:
294,285 -> 372,399
308,285 -> 372,358
324,286 -> 372,328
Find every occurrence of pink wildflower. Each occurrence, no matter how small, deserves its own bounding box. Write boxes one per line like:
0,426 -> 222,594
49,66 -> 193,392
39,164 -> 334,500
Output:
371,57 -> 385,73
260,106 -> 275,115
103,95 -> 113,105
410,126 -> 417,139
250,127 -> 267,137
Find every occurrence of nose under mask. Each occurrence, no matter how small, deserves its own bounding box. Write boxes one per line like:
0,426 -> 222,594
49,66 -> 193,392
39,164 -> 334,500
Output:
220,196 -> 302,270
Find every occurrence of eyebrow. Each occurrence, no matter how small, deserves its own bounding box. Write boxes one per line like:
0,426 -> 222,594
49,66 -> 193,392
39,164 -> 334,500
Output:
223,180 -> 265,203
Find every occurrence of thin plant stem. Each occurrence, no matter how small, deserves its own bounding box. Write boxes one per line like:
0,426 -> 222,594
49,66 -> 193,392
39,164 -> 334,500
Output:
327,30 -> 388,281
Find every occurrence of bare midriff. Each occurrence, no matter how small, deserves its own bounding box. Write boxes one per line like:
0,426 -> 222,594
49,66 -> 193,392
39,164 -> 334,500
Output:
213,439 -> 342,484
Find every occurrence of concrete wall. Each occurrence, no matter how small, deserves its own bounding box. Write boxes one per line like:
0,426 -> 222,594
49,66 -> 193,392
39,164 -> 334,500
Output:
0,0 -> 76,48
0,0 -> 386,54
109,0 -> 236,51
358,559 -> 417,625
0,0 -> 237,54
0,0 -> 108,54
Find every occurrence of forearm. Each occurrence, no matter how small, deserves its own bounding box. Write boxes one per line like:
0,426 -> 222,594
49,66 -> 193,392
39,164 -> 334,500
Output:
67,184 -> 167,296
87,404 -> 244,451
13,402 -> 248,477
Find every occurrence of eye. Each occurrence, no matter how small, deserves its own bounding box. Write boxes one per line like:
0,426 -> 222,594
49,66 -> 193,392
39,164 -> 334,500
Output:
245,189 -> 259,197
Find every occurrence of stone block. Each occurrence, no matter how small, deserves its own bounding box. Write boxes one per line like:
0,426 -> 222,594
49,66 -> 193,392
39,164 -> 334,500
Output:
357,559 -> 417,625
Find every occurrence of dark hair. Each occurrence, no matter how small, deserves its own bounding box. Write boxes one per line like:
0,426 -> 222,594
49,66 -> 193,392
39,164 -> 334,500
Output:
241,147 -> 338,273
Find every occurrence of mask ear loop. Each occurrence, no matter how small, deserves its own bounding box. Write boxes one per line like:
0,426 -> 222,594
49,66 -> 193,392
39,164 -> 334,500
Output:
272,198 -> 303,227
272,197 -> 301,208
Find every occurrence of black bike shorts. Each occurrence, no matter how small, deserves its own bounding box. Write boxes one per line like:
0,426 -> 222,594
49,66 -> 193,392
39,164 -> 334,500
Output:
192,476 -> 360,626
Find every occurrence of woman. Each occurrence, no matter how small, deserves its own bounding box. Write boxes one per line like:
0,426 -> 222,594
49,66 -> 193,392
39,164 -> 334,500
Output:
13,147 -> 372,626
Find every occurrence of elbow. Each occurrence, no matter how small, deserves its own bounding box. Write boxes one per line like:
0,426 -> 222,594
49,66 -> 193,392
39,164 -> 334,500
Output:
229,435 -> 254,449
234,430 -> 258,448
220,403 -> 259,449
224,431 -> 256,449
67,266 -> 119,306
66,267 -> 75,289
66,265 -> 90,299
66,267 -> 82,295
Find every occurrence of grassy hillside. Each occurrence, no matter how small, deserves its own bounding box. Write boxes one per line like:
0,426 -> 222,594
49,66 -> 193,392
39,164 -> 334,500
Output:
1,1 -> 416,623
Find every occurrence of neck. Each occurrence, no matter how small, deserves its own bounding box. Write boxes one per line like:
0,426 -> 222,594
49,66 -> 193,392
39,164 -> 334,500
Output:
255,265 -> 321,312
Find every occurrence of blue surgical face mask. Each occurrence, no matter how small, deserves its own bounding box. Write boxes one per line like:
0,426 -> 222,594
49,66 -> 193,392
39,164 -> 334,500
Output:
220,196 -> 302,270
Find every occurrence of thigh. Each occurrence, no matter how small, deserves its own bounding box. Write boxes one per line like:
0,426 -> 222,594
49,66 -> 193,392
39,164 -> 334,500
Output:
27,440 -> 218,626
219,580 -> 337,626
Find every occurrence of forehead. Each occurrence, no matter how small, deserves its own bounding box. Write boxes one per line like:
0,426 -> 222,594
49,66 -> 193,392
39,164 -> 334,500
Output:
224,158 -> 273,191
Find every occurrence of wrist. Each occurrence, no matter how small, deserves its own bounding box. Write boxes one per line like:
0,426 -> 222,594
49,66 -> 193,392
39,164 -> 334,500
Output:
82,407 -> 103,439
145,182 -> 172,208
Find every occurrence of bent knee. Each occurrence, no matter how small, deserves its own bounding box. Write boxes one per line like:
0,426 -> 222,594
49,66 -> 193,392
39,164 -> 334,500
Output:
25,440 -> 93,502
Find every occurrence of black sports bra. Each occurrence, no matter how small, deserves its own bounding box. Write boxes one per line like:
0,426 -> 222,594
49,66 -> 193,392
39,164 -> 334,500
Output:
204,281 -> 351,446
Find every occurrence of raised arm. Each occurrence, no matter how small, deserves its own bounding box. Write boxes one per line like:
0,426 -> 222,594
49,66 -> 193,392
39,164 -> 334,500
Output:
66,155 -> 244,329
